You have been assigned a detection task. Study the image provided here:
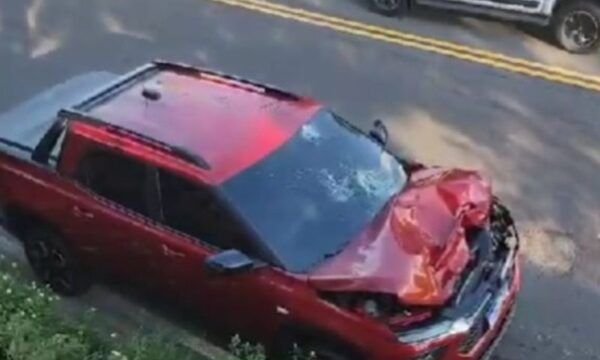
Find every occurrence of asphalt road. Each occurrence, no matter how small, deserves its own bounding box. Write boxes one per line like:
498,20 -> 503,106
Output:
1,0 -> 600,359
275,0 -> 600,76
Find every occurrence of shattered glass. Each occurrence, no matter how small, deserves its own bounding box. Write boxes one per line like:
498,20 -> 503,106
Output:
222,111 -> 408,272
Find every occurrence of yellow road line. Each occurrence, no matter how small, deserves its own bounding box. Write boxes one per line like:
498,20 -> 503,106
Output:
206,0 -> 600,92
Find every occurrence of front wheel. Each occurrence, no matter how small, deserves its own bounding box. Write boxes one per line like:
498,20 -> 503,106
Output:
553,1 -> 600,53
370,0 -> 407,16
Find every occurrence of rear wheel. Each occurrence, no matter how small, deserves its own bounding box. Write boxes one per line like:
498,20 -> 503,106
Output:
553,1 -> 600,53
23,227 -> 91,296
370,0 -> 407,16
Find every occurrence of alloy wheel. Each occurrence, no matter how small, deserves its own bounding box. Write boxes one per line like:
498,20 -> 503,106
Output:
26,238 -> 75,293
563,10 -> 600,49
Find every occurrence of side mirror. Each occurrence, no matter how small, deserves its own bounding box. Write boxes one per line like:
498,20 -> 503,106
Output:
369,119 -> 388,147
204,249 -> 254,276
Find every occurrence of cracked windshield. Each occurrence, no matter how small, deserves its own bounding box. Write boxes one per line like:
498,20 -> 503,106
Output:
222,111 -> 407,272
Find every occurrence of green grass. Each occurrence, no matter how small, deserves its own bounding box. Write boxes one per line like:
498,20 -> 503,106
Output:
0,260 -> 204,360
0,258 -> 317,360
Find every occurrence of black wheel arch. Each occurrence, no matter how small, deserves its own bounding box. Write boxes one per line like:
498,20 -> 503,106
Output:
369,0 -> 412,14
2,206 -> 61,242
553,0 -> 566,13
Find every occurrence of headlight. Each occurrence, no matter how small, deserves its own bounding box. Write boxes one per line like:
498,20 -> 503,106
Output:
323,292 -> 397,319
362,298 -> 381,317
397,318 -> 471,344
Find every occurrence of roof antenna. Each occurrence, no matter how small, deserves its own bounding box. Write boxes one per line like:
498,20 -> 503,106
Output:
142,84 -> 162,102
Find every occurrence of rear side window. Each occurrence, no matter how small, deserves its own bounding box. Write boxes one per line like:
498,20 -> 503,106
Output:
158,170 -> 243,250
48,126 -> 67,167
77,151 -> 151,217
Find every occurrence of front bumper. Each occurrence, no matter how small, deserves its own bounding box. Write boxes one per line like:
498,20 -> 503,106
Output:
371,258 -> 521,360
436,260 -> 520,360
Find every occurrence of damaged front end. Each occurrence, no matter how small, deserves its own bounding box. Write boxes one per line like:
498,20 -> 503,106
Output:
396,199 -> 520,351
320,199 -> 520,354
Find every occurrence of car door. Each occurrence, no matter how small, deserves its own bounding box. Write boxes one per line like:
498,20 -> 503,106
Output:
149,169 -> 285,340
148,169 -> 240,309
66,148 -> 166,286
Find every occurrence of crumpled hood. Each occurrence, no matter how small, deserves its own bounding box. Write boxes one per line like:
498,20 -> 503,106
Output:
308,167 -> 493,306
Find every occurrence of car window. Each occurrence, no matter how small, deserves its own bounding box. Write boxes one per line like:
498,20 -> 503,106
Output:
158,170 -> 244,250
48,126 -> 67,167
77,150 -> 151,217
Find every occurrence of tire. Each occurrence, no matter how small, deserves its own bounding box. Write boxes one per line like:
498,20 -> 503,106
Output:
23,227 -> 92,296
553,1 -> 600,53
370,0 -> 407,16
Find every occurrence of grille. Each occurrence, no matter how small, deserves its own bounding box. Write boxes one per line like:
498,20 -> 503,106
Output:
454,230 -> 496,306
460,316 -> 488,354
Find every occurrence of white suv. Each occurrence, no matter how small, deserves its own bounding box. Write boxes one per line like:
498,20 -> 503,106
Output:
370,0 -> 600,53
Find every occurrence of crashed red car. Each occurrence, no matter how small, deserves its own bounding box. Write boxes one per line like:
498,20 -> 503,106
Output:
0,61 -> 521,360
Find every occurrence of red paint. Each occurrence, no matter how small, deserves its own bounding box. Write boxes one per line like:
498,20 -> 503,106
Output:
90,71 -> 321,184
309,167 -> 492,306
367,262 -> 522,360
0,63 -> 521,360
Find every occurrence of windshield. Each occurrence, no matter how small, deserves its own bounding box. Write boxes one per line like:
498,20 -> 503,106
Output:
221,111 -> 408,272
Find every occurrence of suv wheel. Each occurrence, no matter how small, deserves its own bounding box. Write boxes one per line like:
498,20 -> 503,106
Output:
24,227 -> 91,296
554,1 -> 600,53
370,0 -> 407,16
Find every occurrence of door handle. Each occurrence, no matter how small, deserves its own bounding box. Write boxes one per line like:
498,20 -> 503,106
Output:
72,206 -> 95,219
162,244 -> 186,258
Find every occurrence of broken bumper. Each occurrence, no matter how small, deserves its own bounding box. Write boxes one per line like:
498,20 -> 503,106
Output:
371,258 -> 521,360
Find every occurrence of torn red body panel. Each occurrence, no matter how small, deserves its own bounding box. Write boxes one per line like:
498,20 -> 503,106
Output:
309,167 -> 493,306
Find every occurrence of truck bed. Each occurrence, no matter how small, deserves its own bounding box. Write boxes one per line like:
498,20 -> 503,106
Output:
0,72 -> 117,160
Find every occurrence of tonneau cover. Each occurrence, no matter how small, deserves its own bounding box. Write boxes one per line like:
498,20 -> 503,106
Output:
0,72 -> 117,154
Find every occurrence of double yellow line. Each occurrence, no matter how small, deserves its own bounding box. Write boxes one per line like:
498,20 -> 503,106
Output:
207,0 -> 600,92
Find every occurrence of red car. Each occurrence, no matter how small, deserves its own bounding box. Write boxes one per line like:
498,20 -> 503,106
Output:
0,61 -> 521,360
